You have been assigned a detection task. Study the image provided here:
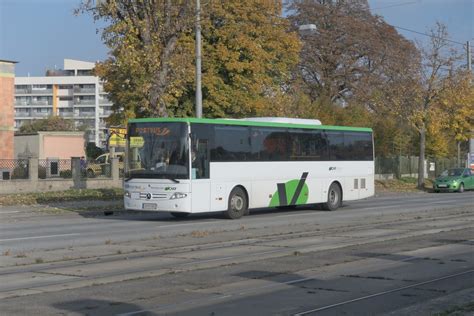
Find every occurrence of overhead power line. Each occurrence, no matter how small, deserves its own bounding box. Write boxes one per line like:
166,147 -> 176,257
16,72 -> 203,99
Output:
392,25 -> 466,46
370,1 -> 418,11
365,1 -> 466,47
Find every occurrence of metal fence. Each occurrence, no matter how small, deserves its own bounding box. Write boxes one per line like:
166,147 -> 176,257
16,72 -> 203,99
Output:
0,159 -> 29,180
1,157 -> 466,182
375,156 -> 419,178
376,156 -> 466,179
431,158 -> 465,177
38,159 -> 72,179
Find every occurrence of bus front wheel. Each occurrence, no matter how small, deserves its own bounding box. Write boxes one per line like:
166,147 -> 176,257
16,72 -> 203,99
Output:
323,183 -> 342,211
224,187 -> 248,219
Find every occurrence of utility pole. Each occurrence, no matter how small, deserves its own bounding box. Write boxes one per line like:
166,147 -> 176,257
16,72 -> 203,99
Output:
468,41 -> 473,169
195,0 -> 203,118
467,41 -> 472,73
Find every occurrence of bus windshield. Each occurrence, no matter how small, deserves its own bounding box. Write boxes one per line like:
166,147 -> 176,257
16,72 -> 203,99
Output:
127,122 -> 189,180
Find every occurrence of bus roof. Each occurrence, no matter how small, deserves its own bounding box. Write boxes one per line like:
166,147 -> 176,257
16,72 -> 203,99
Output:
128,117 -> 373,132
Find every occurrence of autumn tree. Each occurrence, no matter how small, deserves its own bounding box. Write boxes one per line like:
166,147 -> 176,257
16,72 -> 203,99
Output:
78,0 -> 194,123
372,22 -> 462,188
287,0 -> 417,106
198,1 -> 300,118
18,116 -> 76,134
411,23 -> 463,187
79,0 -> 300,123
439,69 -> 474,164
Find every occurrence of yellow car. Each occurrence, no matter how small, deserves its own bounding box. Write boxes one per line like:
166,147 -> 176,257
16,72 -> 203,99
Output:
86,153 -> 124,177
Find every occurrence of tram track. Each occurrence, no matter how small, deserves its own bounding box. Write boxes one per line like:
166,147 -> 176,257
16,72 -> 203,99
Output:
0,206 -> 472,299
293,269 -> 474,315
0,206 -> 471,275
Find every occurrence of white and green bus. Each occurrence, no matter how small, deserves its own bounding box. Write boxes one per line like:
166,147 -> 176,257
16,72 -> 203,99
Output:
124,117 -> 374,219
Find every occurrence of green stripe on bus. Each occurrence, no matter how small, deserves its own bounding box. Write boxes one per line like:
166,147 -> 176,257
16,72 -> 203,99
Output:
128,117 -> 372,132
269,177 -> 309,207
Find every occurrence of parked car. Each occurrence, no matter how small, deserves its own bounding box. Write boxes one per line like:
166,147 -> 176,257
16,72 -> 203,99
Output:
86,153 -> 124,177
433,168 -> 474,193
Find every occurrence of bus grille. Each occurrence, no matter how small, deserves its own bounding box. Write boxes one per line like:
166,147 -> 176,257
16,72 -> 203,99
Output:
139,193 -> 168,199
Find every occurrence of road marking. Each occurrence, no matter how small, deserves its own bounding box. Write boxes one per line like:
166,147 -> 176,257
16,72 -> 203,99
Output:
0,233 -> 81,243
180,249 -> 285,266
430,199 -> 468,204
279,212 -> 317,218
117,310 -> 150,316
157,221 -> 217,229
352,205 -> 399,211
293,269 -> 474,315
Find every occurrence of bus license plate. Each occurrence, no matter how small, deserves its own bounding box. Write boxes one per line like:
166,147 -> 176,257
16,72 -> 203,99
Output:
143,203 -> 157,210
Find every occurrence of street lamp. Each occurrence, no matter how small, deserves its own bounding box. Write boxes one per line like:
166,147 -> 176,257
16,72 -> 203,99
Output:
298,24 -> 317,33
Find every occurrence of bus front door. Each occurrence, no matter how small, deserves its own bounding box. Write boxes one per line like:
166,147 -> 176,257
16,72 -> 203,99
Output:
191,139 -> 210,212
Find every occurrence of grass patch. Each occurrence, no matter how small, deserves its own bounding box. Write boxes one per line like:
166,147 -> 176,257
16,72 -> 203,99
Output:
375,178 -> 434,193
190,230 -> 210,238
0,188 -> 123,206
435,302 -> 474,316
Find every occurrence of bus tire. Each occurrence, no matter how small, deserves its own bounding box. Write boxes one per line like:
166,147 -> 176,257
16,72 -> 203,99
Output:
224,187 -> 248,219
170,212 -> 190,218
323,183 -> 342,211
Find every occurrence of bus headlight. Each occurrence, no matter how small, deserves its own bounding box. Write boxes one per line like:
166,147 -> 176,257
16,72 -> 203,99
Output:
124,190 -> 131,198
170,192 -> 187,200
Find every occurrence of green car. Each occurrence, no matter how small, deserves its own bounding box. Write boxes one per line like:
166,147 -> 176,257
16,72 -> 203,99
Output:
433,168 -> 474,193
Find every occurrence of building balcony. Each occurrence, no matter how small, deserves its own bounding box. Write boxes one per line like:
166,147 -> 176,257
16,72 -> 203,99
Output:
74,100 -> 96,106
100,110 -> 114,117
30,89 -> 53,95
30,100 -> 51,106
74,87 -> 96,94
31,112 -> 52,118
99,98 -> 112,104
59,112 -> 75,118
77,112 -> 96,118
57,89 -> 74,97
15,89 -> 30,95
15,112 -> 31,117
15,101 -> 53,106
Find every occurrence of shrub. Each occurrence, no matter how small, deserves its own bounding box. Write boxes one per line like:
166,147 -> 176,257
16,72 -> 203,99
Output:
60,170 -> 72,178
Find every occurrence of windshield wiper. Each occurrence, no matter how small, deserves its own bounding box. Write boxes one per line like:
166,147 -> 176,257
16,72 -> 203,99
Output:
166,176 -> 180,183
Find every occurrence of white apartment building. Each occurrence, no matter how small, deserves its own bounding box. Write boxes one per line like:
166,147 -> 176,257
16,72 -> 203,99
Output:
14,59 -> 113,147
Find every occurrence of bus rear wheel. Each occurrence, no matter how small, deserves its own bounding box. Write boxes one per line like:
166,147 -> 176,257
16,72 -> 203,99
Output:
224,187 -> 248,219
170,212 -> 190,219
323,183 -> 342,211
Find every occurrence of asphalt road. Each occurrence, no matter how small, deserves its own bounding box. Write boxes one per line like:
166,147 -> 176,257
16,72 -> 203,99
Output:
0,191 -> 473,315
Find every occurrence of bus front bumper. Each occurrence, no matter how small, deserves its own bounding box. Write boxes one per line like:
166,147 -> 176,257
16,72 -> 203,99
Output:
124,195 -> 191,213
